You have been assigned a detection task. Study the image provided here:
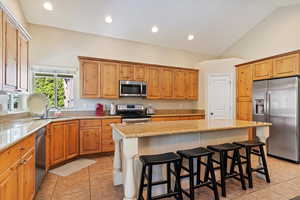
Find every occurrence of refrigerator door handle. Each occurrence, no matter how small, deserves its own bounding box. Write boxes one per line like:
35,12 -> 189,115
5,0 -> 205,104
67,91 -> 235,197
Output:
266,91 -> 271,122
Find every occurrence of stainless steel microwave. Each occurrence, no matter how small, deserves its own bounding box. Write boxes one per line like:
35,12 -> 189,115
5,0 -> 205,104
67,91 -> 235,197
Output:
119,80 -> 147,97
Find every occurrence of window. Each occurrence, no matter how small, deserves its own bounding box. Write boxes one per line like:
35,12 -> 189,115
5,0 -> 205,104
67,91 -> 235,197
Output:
33,73 -> 74,108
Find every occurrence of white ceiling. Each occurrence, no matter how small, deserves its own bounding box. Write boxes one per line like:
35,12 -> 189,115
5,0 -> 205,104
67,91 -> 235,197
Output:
20,0 -> 300,56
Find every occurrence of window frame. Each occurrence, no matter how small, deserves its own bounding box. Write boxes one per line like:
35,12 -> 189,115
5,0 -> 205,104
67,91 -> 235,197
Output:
32,72 -> 74,108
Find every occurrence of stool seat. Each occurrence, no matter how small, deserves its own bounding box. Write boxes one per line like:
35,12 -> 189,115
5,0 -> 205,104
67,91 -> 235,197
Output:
140,152 -> 181,165
207,143 -> 240,152
177,147 -> 213,158
234,140 -> 265,147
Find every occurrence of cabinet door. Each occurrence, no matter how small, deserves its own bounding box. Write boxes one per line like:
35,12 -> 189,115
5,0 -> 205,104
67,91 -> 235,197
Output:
19,149 -> 35,200
173,70 -> 186,99
236,65 -> 253,101
236,101 -> 252,121
65,121 -> 79,159
0,11 -> 3,89
185,71 -> 198,100
160,68 -> 174,99
80,60 -> 100,98
273,54 -> 299,78
102,119 -> 121,152
50,123 -> 65,165
4,16 -> 18,89
80,128 -> 101,155
18,34 -> 28,91
101,62 -> 119,99
0,162 -> 19,200
147,66 -> 161,99
134,65 -> 146,81
119,63 -> 134,80
253,60 -> 273,80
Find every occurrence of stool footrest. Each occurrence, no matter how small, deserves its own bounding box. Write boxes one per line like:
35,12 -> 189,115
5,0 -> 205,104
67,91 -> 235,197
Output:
151,191 -> 179,200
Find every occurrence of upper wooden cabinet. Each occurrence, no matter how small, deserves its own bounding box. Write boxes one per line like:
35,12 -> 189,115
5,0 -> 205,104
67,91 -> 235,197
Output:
134,65 -> 146,81
236,64 -> 253,101
160,68 -> 174,99
273,53 -> 299,78
79,57 -> 199,100
3,15 -> 18,90
119,63 -> 134,80
18,34 -> 28,91
173,69 -> 186,99
101,62 -> 119,99
80,60 -> 101,98
253,59 -> 273,80
185,70 -> 198,100
147,66 -> 161,99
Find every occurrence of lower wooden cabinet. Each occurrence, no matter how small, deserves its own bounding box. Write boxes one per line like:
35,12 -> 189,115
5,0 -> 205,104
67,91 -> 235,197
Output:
80,128 -> 101,155
102,119 -> 121,152
0,134 -> 35,200
49,121 -> 79,166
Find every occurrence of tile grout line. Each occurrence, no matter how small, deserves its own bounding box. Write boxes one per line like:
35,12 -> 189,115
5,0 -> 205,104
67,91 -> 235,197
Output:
50,175 -> 59,200
88,165 -> 92,200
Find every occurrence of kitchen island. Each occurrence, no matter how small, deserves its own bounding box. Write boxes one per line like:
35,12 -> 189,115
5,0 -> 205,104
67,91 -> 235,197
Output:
111,119 -> 271,200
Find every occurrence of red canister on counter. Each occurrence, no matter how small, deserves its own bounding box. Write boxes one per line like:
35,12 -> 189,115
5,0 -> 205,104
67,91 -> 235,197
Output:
96,103 -> 104,115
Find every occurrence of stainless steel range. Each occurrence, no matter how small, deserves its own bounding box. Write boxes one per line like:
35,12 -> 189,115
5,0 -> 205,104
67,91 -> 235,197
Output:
117,104 -> 151,123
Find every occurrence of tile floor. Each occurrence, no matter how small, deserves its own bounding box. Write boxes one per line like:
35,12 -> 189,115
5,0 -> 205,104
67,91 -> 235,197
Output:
35,155 -> 300,200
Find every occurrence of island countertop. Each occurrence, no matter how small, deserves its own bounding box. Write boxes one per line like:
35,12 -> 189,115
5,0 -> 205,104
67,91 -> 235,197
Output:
112,119 -> 271,138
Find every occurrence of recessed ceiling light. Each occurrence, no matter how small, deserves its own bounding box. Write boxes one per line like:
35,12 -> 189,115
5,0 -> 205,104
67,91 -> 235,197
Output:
105,16 -> 112,24
43,1 -> 53,11
152,26 -> 159,33
188,34 -> 195,41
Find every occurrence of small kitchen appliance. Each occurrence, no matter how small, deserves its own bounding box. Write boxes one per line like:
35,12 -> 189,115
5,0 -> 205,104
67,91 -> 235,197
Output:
96,103 -> 104,115
109,102 -> 117,115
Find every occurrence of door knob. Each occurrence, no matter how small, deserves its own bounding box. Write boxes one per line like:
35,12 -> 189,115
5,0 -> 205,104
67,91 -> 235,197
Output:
210,112 -> 214,115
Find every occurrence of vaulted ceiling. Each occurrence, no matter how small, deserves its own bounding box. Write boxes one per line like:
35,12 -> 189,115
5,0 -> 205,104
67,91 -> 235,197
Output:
20,0 -> 300,56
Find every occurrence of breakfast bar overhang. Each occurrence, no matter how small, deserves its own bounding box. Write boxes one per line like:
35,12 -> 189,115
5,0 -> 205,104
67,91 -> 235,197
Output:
111,119 -> 271,200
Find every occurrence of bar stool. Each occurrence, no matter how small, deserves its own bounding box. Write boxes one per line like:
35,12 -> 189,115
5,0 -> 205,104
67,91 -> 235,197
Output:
207,143 -> 246,197
138,152 -> 183,200
176,147 -> 219,200
233,140 -> 270,188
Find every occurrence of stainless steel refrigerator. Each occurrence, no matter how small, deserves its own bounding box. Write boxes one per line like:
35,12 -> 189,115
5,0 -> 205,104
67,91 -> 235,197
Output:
253,76 -> 300,162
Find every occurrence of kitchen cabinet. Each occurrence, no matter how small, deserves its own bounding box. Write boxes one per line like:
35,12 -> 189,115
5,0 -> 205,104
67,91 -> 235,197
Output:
0,134 -> 35,200
147,66 -> 161,99
236,64 -> 253,101
102,118 -> 121,152
273,53 -> 299,78
80,120 -> 102,155
236,100 -> 252,121
65,121 -> 79,159
0,10 -> 3,89
3,15 -> 18,90
160,68 -> 174,99
119,63 -> 134,80
101,62 -> 119,99
80,128 -> 101,155
173,69 -> 186,99
17,33 -> 28,91
253,59 -> 273,80
50,122 -> 65,165
80,60 -> 101,98
134,65 -> 146,81
185,70 -> 198,100
49,121 -> 79,166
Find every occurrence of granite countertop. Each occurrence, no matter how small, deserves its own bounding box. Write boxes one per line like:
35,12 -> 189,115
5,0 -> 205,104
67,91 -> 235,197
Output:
0,109 -> 205,153
111,119 -> 272,138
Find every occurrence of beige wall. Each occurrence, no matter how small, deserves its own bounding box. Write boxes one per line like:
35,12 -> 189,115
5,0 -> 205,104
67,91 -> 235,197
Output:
0,0 -> 27,28
222,5 -> 300,61
196,58 -> 245,117
28,24 -> 213,110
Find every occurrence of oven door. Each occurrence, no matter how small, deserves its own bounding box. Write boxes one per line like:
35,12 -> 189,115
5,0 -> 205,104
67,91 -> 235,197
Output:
120,81 -> 143,97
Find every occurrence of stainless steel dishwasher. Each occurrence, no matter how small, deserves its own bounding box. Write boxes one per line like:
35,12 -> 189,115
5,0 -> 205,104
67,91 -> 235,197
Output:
35,127 -> 46,191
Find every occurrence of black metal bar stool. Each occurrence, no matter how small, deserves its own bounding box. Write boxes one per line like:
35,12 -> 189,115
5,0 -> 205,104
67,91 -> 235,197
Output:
176,147 -> 219,200
207,143 -> 246,197
233,140 -> 270,188
138,152 -> 183,200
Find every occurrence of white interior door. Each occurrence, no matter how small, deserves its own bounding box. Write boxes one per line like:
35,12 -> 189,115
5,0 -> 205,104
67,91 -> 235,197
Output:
208,73 -> 233,119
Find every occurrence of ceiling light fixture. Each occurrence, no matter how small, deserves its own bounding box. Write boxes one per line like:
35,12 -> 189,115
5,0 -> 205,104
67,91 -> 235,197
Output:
105,16 -> 113,24
43,1 -> 53,11
152,26 -> 159,33
188,34 -> 195,41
